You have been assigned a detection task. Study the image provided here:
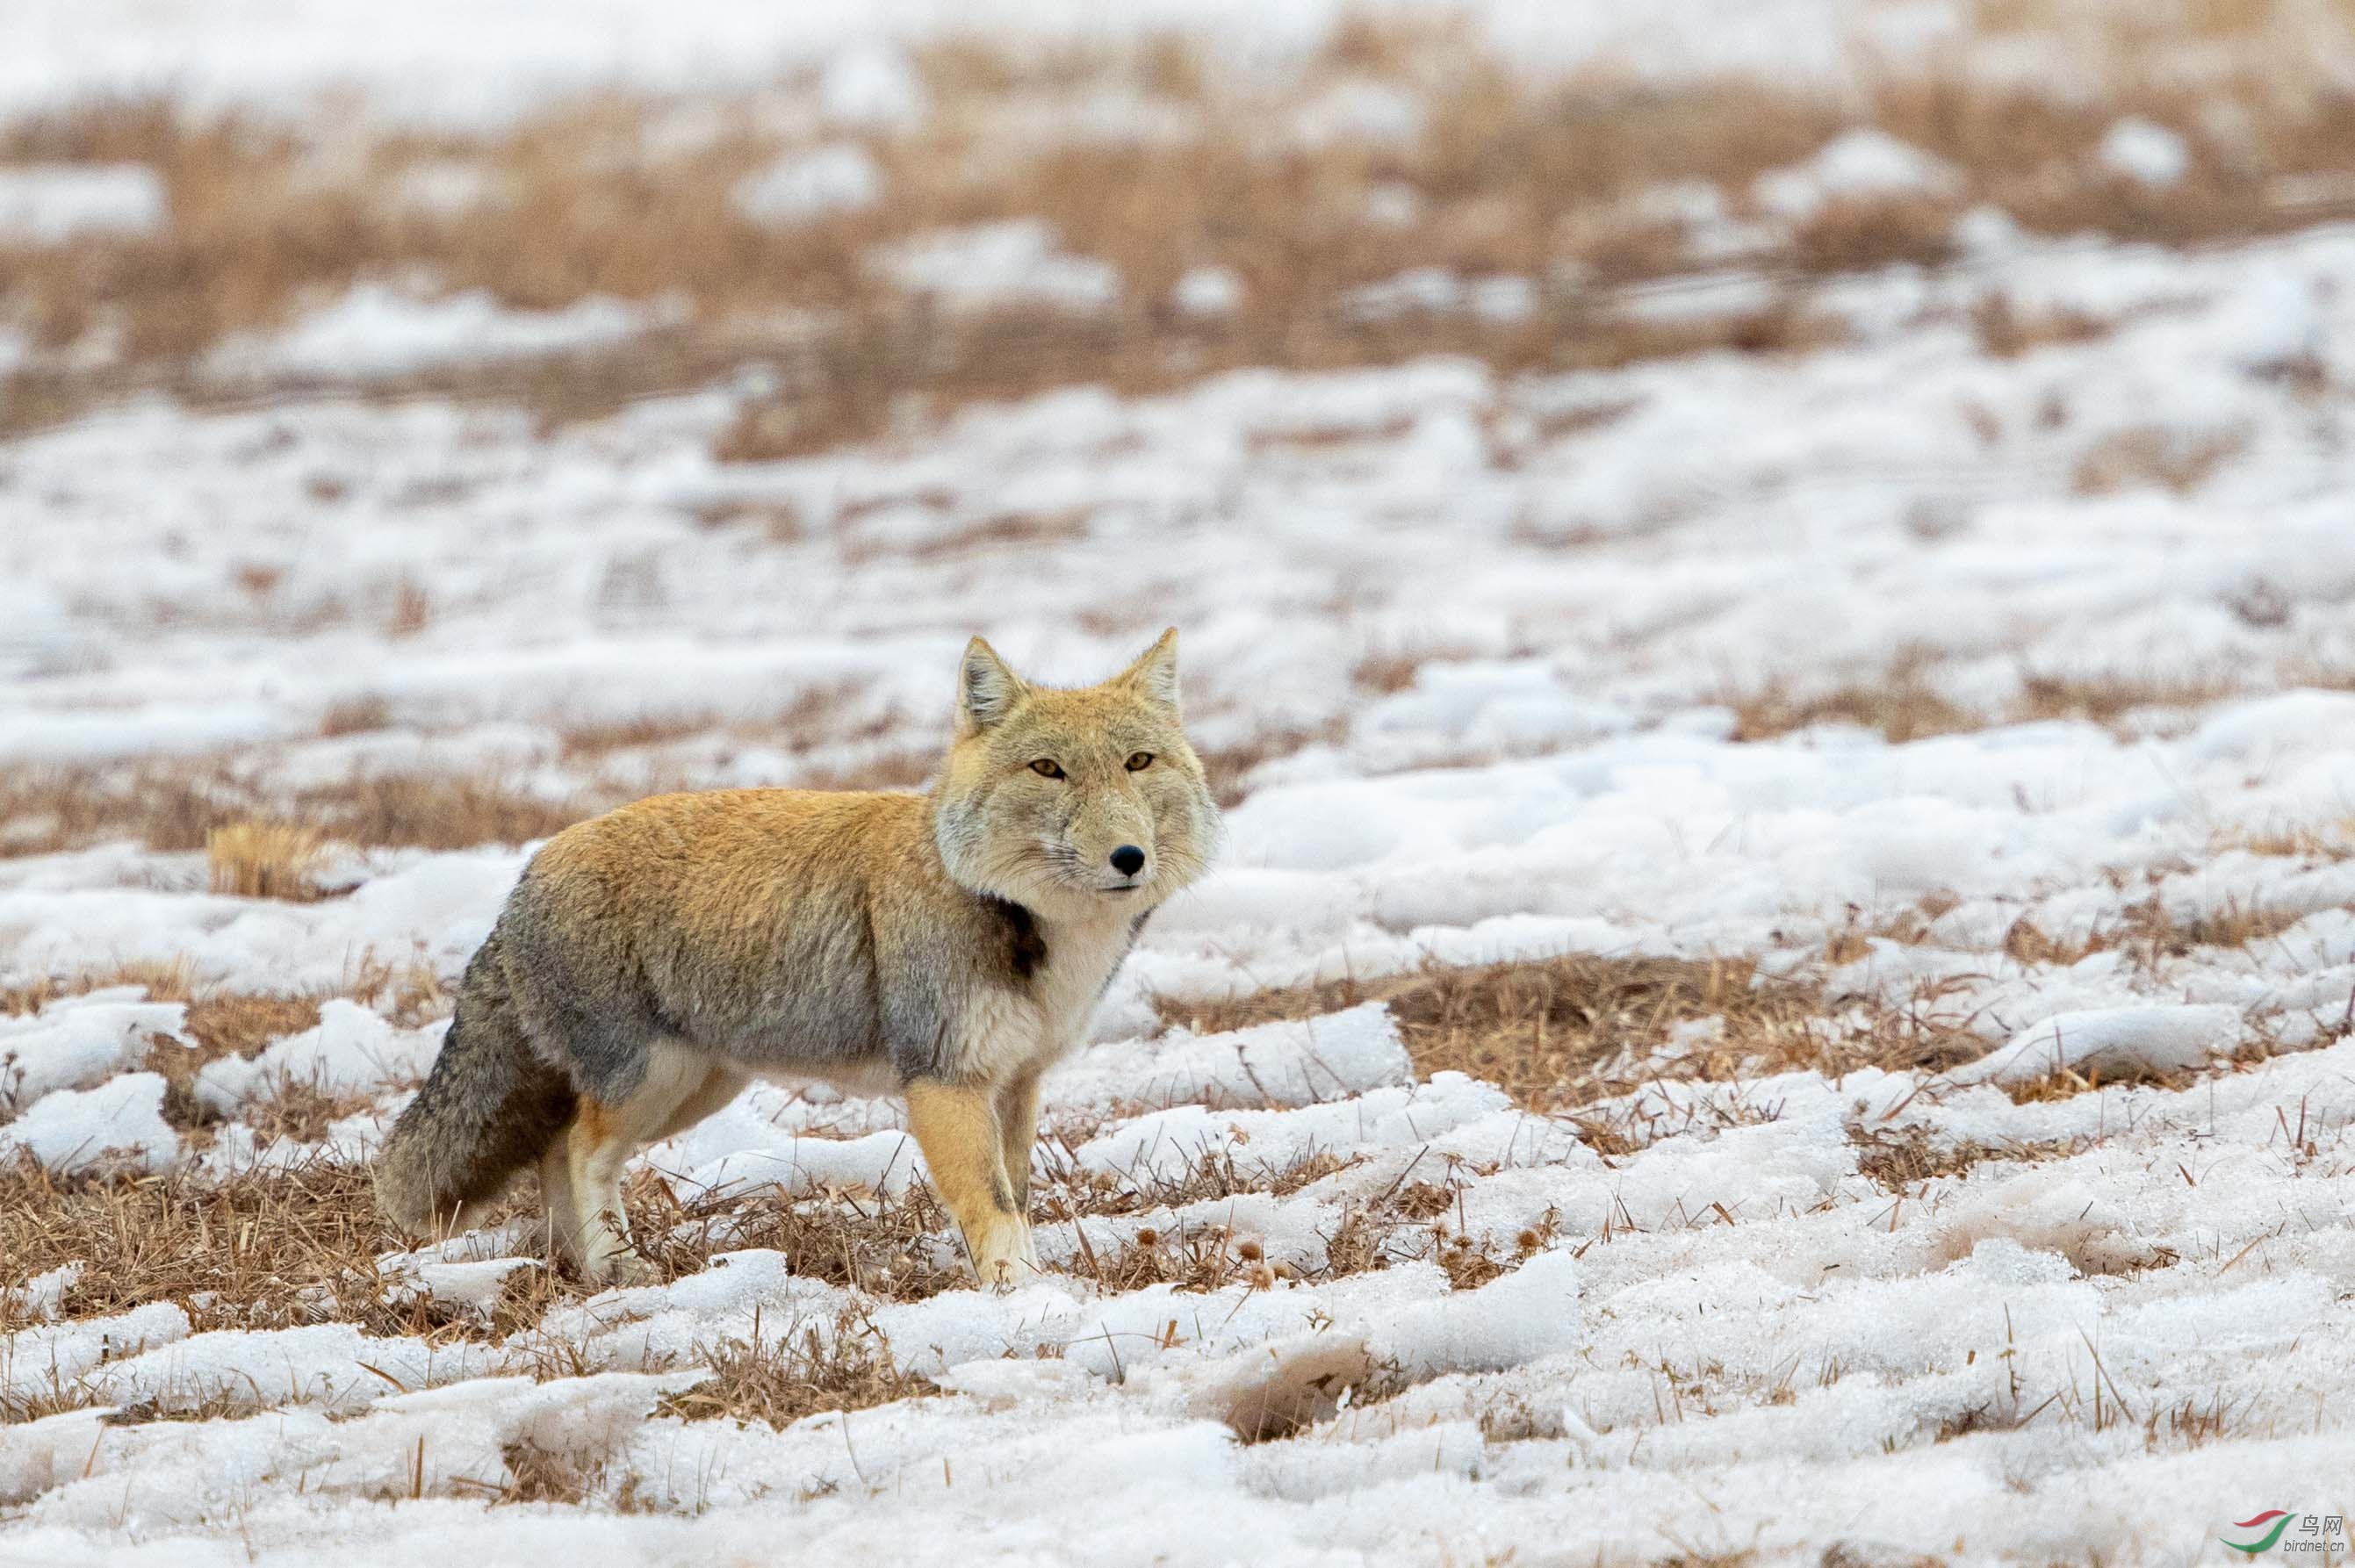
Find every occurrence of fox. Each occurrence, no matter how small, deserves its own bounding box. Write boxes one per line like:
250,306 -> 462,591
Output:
375,629 -> 1219,1286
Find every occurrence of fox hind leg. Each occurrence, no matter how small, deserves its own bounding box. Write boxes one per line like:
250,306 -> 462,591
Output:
540,1140 -> 583,1270
565,1045 -> 740,1286
905,1077 -> 1033,1286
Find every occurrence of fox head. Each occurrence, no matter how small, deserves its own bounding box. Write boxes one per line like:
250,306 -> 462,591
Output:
933,629 -> 1221,921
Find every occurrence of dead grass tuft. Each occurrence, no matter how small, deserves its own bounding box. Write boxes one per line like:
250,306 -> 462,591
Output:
1163,947 -> 1998,1123
158,992 -> 328,1131
641,1176 -> 972,1302
2006,892 -> 2308,973
2071,424 -> 2251,496
206,819 -> 326,899
652,1304 -> 939,1430
1848,1124 -> 2078,1191
558,712 -> 722,760
1727,650 -> 1976,744
1169,953 -> 1759,1111
2219,817 -> 2355,861
0,762 -> 598,857
1192,718 -> 1349,809
2011,668 -> 2243,727
241,1075 -> 381,1145
1350,639 -> 1483,696
0,1154 -> 581,1355
1970,289 -> 2114,357
0,957 -> 197,1016
317,695 -> 394,737
2144,1389 -> 2242,1451
1999,1061 -> 2195,1104
492,1435 -> 612,1507
1730,656 -> 2256,746
2104,893 -> 2308,958
301,774 -> 594,850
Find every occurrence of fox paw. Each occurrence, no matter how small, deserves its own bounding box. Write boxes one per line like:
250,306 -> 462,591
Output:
582,1251 -> 657,1289
971,1248 -> 1041,1291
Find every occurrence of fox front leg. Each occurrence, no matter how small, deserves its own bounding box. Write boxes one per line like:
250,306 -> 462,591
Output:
904,1077 -> 1035,1286
995,1063 -> 1047,1218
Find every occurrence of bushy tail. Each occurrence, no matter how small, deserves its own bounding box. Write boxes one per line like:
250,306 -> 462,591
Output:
376,934 -> 576,1236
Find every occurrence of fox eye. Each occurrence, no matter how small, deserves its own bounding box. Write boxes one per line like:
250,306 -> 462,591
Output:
1125,752 -> 1155,772
1029,759 -> 1066,780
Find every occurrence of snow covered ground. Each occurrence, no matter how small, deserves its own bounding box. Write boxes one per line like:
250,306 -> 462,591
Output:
8,3 -> 2355,1565
0,0 -> 2043,126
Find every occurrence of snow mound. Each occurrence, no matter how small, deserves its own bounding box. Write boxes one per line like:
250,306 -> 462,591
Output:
195,999 -> 441,1112
2099,118 -> 2190,186
1754,129 -> 1960,219
733,142 -> 882,225
0,164 -> 164,242
1950,1003 -> 2241,1087
0,1071 -> 176,1173
0,991 -> 184,1114
872,219 -> 1121,314
1047,1003 -> 1412,1111
208,285 -> 663,379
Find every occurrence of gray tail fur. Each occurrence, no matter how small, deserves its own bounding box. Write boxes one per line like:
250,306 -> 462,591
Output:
376,932 -> 576,1235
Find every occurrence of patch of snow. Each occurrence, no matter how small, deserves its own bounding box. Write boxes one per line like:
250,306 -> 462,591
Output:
2099,117 -> 2190,186
0,1071 -> 176,1173
733,141 -> 882,225
1349,269 -> 1538,323
1362,180 -> 1423,228
0,163 -> 165,242
1291,78 -> 1425,146
819,41 -> 928,129
2,1261 -> 84,1322
0,991 -> 185,1113
1754,129 -> 1962,219
388,158 -> 494,215
1048,1003 -> 1412,1111
1949,1003 -> 2242,1087
194,999 -> 442,1113
1171,265 -> 1244,317
872,219 -> 1121,314
208,284 -> 664,380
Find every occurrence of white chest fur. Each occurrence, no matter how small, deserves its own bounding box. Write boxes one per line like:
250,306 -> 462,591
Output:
945,906 -> 1141,1086
1026,908 -> 1140,1050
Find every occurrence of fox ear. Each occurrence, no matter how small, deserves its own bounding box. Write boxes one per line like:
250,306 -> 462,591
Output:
957,637 -> 1026,736
1116,627 -> 1181,710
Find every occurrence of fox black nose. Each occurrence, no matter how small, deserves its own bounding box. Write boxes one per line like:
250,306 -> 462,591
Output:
1109,845 -> 1146,877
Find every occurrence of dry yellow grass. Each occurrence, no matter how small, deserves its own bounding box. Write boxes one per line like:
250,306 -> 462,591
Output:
1159,947 -> 1986,1123
2219,817 -> 2355,860
1724,653 -> 2333,746
1727,650 -> 1977,744
4,15 -> 2352,447
1970,289 -> 2116,358
2071,424 -> 2253,496
0,956 -> 198,1016
2010,668 -> 2249,727
0,763 -> 601,856
1847,1124 -> 2063,1191
0,1158 -> 402,1337
651,1307 -> 940,1433
0,957 -> 457,1146
206,819 -> 326,899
